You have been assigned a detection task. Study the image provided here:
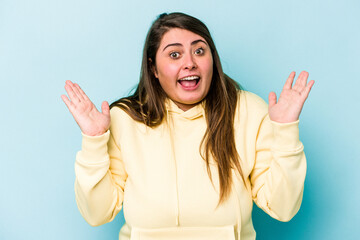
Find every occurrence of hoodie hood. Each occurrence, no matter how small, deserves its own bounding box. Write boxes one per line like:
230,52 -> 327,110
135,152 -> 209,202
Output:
165,98 -> 206,121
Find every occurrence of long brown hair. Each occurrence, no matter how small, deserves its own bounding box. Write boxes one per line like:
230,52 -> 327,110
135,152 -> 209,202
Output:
111,12 -> 244,204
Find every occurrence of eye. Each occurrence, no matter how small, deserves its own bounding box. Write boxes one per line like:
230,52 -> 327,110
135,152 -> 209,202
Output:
194,47 -> 205,55
170,52 -> 180,59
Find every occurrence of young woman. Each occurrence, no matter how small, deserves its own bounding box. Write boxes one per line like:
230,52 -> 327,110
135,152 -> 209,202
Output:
62,12 -> 314,240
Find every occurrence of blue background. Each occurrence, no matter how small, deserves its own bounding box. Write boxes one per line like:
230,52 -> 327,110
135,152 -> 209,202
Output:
1,0 -> 359,239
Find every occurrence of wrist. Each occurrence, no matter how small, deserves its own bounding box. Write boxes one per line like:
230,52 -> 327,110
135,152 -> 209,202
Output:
81,129 -> 108,137
270,117 -> 299,124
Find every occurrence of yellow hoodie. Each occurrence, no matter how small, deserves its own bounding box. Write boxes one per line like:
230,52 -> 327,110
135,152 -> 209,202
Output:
74,91 -> 306,240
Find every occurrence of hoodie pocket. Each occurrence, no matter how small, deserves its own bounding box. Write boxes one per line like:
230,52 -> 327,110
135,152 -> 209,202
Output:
130,225 -> 235,240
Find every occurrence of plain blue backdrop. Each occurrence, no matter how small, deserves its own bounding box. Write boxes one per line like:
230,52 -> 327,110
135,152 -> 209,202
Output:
1,0 -> 359,239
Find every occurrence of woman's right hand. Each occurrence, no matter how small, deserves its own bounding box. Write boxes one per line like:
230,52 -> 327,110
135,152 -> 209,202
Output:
61,80 -> 111,136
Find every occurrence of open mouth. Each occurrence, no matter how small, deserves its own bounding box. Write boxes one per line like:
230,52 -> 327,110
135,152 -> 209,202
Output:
177,75 -> 200,88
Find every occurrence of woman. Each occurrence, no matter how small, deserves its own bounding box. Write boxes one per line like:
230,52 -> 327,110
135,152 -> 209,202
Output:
61,12 -> 314,240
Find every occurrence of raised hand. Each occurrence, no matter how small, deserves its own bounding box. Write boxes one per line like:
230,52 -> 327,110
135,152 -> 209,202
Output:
268,71 -> 314,123
61,80 -> 111,136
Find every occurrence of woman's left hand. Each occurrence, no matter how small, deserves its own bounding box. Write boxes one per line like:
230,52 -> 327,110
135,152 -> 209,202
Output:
268,71 -> 315,123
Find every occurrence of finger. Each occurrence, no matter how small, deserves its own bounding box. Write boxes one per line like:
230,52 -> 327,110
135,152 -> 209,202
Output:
65,80 -> 83,102
303,80 -> 315,98
73,83 -> 86,101
64,83 -> 80,103
61,94 -> 75,112
101,101 -> 110,116
71,83 -> 85,102
283,71 -> 296,90
65,80 -> 74,85
268,92 -> 277,108
75,83 -> 90,102
293,71 -> 309,91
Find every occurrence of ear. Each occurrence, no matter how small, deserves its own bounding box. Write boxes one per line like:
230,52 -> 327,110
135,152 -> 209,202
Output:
148,58 -> 158,78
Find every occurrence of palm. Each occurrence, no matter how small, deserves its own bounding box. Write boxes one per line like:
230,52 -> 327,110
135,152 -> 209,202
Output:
268,71 -> 314,123
61,80 -> 110,136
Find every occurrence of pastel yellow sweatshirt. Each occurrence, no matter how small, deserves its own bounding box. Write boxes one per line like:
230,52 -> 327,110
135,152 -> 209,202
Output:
74,91 -> 306,240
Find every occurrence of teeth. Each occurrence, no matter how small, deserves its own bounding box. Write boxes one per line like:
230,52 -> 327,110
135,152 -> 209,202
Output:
179,76 -> 200,81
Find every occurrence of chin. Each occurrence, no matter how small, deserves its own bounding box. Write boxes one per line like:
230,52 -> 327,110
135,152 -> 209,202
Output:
178,95 -> 205,105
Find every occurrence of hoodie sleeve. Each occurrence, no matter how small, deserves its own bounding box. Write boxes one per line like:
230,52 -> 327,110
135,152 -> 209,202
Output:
249,98 -> 306,222
74,111 -> 127,226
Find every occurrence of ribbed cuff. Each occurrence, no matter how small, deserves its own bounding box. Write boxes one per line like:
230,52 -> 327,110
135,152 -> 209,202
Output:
271,120 -> 302,151
79,130 -> 110,164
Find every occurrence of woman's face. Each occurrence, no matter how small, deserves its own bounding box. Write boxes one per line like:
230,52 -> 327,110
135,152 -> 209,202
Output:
154,28 -> 213,111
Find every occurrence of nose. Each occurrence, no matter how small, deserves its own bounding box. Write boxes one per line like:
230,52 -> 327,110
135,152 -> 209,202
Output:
183,53 -> 197,70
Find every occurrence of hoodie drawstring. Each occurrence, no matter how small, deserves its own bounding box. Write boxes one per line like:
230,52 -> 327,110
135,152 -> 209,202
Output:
167,108 -> 180,226
232,170 -> 242,240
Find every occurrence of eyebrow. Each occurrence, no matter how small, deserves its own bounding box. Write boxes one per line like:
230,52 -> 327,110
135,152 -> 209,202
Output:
162,39 -> 208,52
